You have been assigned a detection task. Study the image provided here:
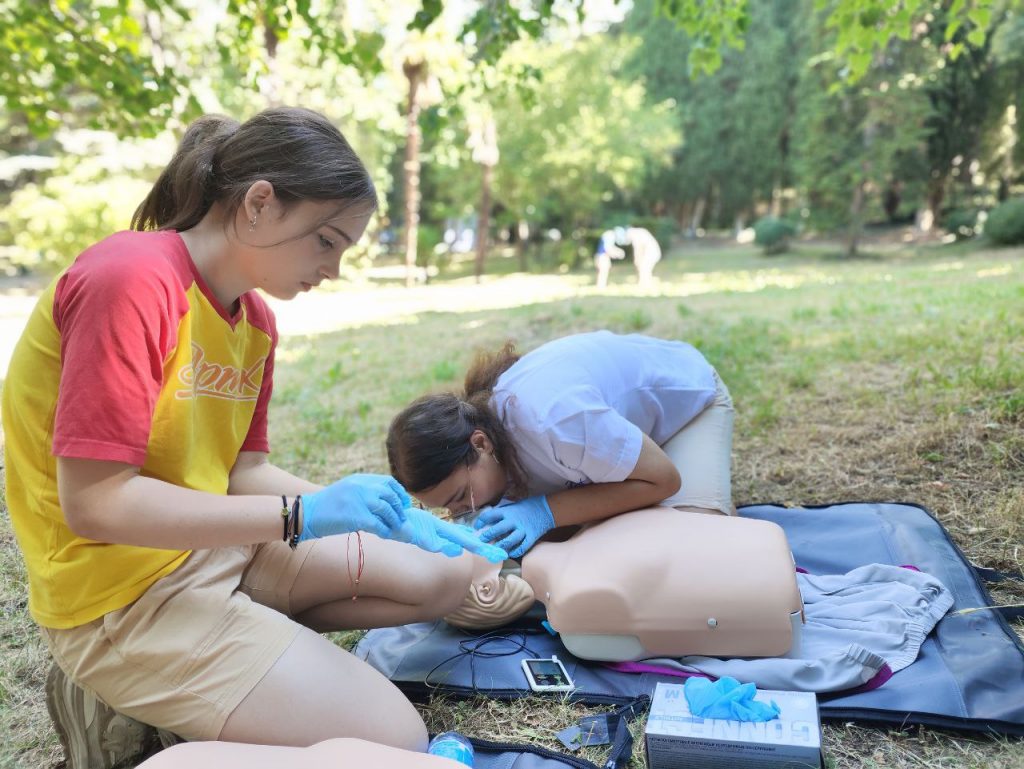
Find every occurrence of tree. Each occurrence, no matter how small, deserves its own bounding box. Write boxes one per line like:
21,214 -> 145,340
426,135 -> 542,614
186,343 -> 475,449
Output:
489,36 -> 680,255
791,3 -> 932,255
625,0 -> 800,230
4,1 -> 1013,140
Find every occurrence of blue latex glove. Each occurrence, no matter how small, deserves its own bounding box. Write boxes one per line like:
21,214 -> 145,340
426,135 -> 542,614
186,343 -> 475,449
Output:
473,496 -> 555,558
392,508 -> 508,562
684,677 -> 781,722
298,473 -> 410,542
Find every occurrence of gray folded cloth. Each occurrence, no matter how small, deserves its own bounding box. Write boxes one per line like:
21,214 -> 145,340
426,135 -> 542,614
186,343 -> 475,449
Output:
642,564 -> 953,693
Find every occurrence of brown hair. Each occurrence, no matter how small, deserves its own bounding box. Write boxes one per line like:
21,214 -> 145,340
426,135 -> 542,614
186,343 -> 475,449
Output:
131,107 -> 377,233
386,341 -> 527,497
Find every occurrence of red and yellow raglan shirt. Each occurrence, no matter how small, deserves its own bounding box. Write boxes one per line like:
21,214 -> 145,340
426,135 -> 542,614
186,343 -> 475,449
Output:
1,230 -> 277,629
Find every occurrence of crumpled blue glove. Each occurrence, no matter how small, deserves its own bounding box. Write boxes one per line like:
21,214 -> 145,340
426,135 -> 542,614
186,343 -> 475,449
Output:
473,496 -> 555,558
298,473 -> 410,542
391,508 -> 508,562
684,676 -> 781,722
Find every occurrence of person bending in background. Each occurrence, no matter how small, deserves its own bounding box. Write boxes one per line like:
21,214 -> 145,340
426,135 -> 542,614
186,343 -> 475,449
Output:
386,331 -> 734,625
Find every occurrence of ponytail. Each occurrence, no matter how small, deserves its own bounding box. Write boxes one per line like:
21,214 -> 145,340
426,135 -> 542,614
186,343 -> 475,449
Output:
132,106 -> 377,233
132,115 -> 239,232
463,341 -> 520,399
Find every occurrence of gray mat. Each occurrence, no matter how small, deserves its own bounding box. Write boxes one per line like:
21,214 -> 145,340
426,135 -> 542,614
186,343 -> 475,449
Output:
357,503 -> 1024,735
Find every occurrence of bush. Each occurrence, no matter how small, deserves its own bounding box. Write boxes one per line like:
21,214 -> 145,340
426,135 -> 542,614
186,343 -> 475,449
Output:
415,223 -> 444,267
943,208 -> 981,240
753,216 -> 797,255
5,174 -> 152,273
984,198 -> 1024,245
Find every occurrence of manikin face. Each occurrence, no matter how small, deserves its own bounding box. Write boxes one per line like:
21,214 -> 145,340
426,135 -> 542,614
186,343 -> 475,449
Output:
414,431 -> 509,518
237,187 -> 373,300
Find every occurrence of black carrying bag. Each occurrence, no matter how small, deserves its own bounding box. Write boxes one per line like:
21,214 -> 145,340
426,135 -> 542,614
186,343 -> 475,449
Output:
358,503 -> 1024,736
463,696 -> 646,769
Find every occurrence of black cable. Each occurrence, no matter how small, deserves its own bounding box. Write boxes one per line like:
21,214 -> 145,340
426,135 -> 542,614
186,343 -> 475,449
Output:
424,628 -> 544,692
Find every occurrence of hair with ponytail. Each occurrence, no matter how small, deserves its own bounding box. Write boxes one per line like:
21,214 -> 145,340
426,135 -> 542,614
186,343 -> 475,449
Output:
386,341 -> 527,497
132,107 -> 377,233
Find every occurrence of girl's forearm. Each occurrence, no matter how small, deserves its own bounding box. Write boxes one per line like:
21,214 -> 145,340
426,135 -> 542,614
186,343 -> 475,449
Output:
547,478 -> 671,527
59,456 -> 308,550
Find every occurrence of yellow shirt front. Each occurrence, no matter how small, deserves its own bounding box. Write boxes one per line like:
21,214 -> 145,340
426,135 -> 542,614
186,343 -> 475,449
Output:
2,230 -> 277,628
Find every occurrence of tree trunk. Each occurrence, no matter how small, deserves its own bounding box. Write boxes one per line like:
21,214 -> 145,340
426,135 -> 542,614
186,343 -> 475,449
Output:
924,173 -> 946,232
261,17 -> 281,107
846,176 -> 865,257
402,61 -> 425,287
770,173 -> 784,217
689,197 -> 707,235
474,162 -> 493,283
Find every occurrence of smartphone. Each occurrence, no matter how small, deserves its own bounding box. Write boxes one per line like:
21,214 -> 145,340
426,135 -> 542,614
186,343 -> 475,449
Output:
521,655 -> 575,693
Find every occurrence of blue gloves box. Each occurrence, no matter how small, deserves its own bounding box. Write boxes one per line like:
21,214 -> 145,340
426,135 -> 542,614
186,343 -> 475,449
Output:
645,681 -> 821,769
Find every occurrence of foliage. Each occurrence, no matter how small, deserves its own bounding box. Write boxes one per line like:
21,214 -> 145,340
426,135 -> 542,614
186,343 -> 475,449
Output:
625,0 -> 799,228
983,197 -> 1024,244
791,3 -> 933,236
943,208 -> 982,239
651,0 -> 1005,82
753,216 -> 798,255
0,0 -> 199,136
3,0 -> 1015,144
415,223 -> 444,267
485,35 -> 680,230
2,131 -> 171,270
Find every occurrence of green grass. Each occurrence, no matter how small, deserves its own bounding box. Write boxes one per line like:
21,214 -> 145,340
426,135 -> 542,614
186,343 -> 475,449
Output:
2,238 -> 1023,767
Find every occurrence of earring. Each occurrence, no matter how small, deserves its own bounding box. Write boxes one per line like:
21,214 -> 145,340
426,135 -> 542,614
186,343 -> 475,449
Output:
248,215 -> 257,232
491,452 -> 500,466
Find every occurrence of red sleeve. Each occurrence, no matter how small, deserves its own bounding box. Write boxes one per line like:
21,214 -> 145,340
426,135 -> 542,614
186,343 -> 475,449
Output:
238,294 -> 277,454
52,255 -> 185,466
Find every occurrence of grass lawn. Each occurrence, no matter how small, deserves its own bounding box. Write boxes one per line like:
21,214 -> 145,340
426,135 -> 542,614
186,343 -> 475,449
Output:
1,237 -> 1023,767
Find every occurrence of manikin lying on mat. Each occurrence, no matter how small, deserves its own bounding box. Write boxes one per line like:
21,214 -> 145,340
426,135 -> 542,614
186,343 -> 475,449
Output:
388,331 -> 738,630
521,505 -> 951,693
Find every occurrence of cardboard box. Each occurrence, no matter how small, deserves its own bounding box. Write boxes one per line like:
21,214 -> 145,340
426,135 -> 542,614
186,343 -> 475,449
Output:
645,682 -> 821,769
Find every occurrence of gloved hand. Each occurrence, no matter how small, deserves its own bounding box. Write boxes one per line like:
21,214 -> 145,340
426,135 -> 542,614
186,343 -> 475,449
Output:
473,496 -> 555,558
298,474 -> 410,543
683,676 -> 780,722
392,508 -> 508,562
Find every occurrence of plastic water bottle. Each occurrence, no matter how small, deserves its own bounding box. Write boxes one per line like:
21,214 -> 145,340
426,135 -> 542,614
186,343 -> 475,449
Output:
427,731 -> 475,766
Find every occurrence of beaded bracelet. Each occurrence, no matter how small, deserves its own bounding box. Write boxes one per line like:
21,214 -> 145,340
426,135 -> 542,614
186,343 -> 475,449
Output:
280,495 -> 290,543
288,495 -> 303,550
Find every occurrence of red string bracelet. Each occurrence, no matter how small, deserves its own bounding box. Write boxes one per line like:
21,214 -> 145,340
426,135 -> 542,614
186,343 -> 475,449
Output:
346,531 -> 364,601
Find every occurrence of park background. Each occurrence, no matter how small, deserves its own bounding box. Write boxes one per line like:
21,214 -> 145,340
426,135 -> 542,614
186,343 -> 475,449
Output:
1,0 -> 1023,766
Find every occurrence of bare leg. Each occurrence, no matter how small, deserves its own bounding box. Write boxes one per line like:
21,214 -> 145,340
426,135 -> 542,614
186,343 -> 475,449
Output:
595,254 -> 611,288
138,737 -> 464,769
288,535 -> 477,631
219,628 -> 428,749
220,539 -> 479,747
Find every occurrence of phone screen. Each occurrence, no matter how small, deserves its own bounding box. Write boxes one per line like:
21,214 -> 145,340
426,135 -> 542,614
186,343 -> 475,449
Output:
525,659 -> 571,687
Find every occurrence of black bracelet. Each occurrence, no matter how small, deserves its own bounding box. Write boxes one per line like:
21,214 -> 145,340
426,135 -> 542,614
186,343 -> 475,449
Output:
281,495 -> 289,543
289,495 -> 302,550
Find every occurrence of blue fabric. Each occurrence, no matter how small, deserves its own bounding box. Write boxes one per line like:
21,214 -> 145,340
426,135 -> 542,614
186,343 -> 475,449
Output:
475,496 -> 555,558
684,676 -> 781,722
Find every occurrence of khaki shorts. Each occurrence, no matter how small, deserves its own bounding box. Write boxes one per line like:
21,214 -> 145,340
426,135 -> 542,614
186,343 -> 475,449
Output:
42,540 -> 318,741
659,370 -> 735,514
